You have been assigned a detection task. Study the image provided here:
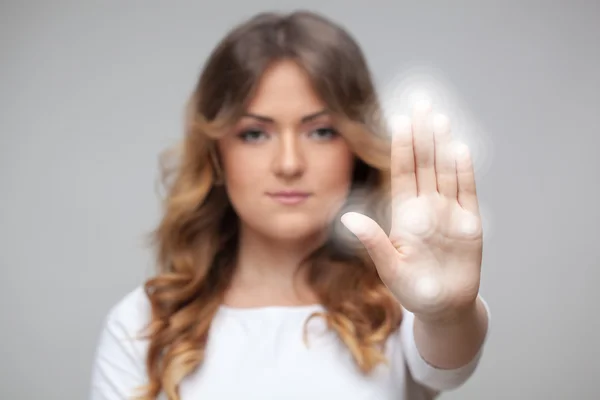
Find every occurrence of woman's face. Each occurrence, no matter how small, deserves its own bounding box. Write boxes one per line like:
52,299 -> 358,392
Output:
217,60 -> 355,242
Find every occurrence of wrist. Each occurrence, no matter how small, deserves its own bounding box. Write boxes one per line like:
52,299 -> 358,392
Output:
415,296 -> 481,328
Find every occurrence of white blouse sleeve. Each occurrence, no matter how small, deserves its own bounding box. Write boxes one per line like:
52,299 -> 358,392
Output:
399,295 -> 491,393
89,289 -> 149,400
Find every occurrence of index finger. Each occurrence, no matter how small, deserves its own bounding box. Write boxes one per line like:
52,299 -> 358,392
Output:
390,115 -> 417,203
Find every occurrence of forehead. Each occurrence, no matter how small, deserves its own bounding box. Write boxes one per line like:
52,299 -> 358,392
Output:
245,60 -> 327,118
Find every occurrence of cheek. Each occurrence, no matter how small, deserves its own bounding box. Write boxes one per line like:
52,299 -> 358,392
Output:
310,149 -> 355,193
226,164 -> 263,189
221,151 -> 267,201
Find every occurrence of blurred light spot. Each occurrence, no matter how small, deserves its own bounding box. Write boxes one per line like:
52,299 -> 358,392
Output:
380,65 -> 495,179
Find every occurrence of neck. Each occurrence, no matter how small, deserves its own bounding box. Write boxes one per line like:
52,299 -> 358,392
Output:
227,223 -> 326,306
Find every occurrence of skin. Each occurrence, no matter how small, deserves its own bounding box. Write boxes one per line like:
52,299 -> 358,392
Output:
342,104 -> 488,369
218,59 -> 488,370
217,60 -> 354,306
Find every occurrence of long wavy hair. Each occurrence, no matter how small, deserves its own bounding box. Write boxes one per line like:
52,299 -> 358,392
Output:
138,10 -> 402,400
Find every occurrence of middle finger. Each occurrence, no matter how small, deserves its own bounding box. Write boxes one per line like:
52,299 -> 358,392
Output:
412,100 -> 436,196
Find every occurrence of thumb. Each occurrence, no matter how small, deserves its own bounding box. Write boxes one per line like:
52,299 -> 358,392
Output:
340,212 -> 399,274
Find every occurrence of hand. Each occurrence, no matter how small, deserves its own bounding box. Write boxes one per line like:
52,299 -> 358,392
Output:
341,100 -> 483,323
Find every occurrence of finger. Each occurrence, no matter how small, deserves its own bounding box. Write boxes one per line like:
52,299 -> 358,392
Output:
390,115 -> 417,203
340,212 -> 400,282
432,114 -> 457,199
412,100 -> 437,195
454,142 -> 480,215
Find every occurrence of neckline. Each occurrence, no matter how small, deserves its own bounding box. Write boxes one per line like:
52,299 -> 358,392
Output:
218,303 -> 325,315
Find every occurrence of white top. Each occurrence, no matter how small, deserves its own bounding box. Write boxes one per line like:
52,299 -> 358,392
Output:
90,286 -> 490,400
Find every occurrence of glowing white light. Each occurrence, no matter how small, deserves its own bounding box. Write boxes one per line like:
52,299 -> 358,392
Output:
395,198 -> 436,238
432,114 -> 450,132
457,212 -> 480,237
340,212 -> 368,237
380,65 -> 494,178
329,185 -> 375,252
388,115 -> 411,136
415,276 -> 442,303
409,91 -> 433,108
452,141 -> 470,159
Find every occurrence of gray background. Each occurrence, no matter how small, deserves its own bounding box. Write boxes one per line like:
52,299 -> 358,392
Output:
1,1 -> 598,399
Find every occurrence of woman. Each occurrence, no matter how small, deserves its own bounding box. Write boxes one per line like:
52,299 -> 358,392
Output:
90,10 -> 490,400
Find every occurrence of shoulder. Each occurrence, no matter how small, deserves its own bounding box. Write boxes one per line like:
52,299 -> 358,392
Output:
90,286 -> 152,398
92,286 -> 151,375
103,285 -> 152,338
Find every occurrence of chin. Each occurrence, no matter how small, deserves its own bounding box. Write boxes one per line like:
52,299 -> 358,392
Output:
257,215 -> 327,242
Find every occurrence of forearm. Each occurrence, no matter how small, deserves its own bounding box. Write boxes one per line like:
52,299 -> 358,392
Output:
413,296 -> 489,370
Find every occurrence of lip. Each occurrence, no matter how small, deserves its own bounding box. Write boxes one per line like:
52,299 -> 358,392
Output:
267,191 -> 312,205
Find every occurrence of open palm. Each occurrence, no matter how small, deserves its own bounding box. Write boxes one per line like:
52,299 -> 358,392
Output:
341,100 -> 483,322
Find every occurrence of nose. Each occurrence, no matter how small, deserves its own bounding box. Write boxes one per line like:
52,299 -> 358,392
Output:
272,131 -> 305,180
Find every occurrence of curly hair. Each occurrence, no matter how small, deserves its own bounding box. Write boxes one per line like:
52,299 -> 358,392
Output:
136,10 -> 403,400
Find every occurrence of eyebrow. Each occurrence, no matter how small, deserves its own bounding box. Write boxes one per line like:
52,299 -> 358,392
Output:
242,109 -> 329,124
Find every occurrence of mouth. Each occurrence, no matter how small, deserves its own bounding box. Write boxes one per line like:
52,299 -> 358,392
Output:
267,191 -> 312,205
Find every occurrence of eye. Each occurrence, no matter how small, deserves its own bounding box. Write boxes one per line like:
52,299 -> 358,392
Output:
309,127 -> 338,140
238,129 -> 268,143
